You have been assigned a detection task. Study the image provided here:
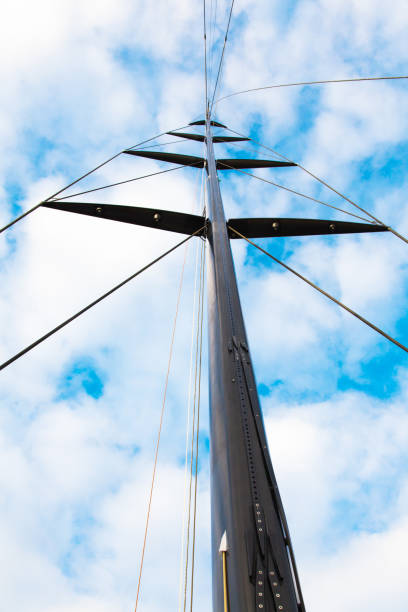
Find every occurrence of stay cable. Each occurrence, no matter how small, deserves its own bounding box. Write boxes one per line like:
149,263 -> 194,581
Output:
228,226 -> 408,355
0,123 -> 190,235
134,235 -> 190,612
0,228 -> 204,372
216,75 -> 408,104
226,126 -> 408,244
210,0 -> 235,112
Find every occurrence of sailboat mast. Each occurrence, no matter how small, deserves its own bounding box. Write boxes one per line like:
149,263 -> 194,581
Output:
16,107 -> 390,610
205,113 -> 305,612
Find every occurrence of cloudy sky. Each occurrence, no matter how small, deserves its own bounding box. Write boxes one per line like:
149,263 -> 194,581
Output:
1,1 -> 408,610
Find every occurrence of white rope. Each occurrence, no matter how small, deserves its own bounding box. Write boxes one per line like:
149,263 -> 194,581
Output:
189,238 -> 206,612
177,167 -> 206,612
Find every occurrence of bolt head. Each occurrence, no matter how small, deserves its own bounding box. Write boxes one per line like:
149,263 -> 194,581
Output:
272,221 -> 279,230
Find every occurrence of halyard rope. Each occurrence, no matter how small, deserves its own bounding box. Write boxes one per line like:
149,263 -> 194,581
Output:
134,237 -> 189,612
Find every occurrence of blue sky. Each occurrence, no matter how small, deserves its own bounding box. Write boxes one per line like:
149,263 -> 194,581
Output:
1,1 -> 408,611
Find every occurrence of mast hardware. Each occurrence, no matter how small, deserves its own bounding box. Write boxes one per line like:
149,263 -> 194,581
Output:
189,119 -> 227,127
167,131 -> 250,143
43,201 -> 386,240
228,217 -> 387,238
124,149 -> 296,170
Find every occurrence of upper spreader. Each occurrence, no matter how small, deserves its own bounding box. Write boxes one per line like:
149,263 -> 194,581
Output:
189,119 -> 227,127
167,131 -> 250,143
217,158 -> 295,169
123,150 -> 295,169
124,150 -> 205,167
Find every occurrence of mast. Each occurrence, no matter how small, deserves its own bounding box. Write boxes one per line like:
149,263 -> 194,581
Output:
205,112 -> 305,612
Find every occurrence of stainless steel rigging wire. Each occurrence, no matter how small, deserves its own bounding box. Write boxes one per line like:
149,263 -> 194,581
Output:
179,165 -> 206,612
207,0 -> 214,93
182,237 -> 206,612
0,124 -> 190,235
178,166 -> 206,612
208,0 -> 219,98
229,225 -> 408,355
218,161 -> 375,223
50,163 -> 195,202
215,75 -> 408,104
209,0 -> 235,113
225,126 -> 408,244
203,0 -> 209,109
189,239 -> 206,612
0,228 -> 205,372
134,238 -> 189,612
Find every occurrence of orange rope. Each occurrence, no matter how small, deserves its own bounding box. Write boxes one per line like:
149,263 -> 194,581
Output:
182,238 -> 206,612
133,243 -> 189,612
189,239 -> 206,612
